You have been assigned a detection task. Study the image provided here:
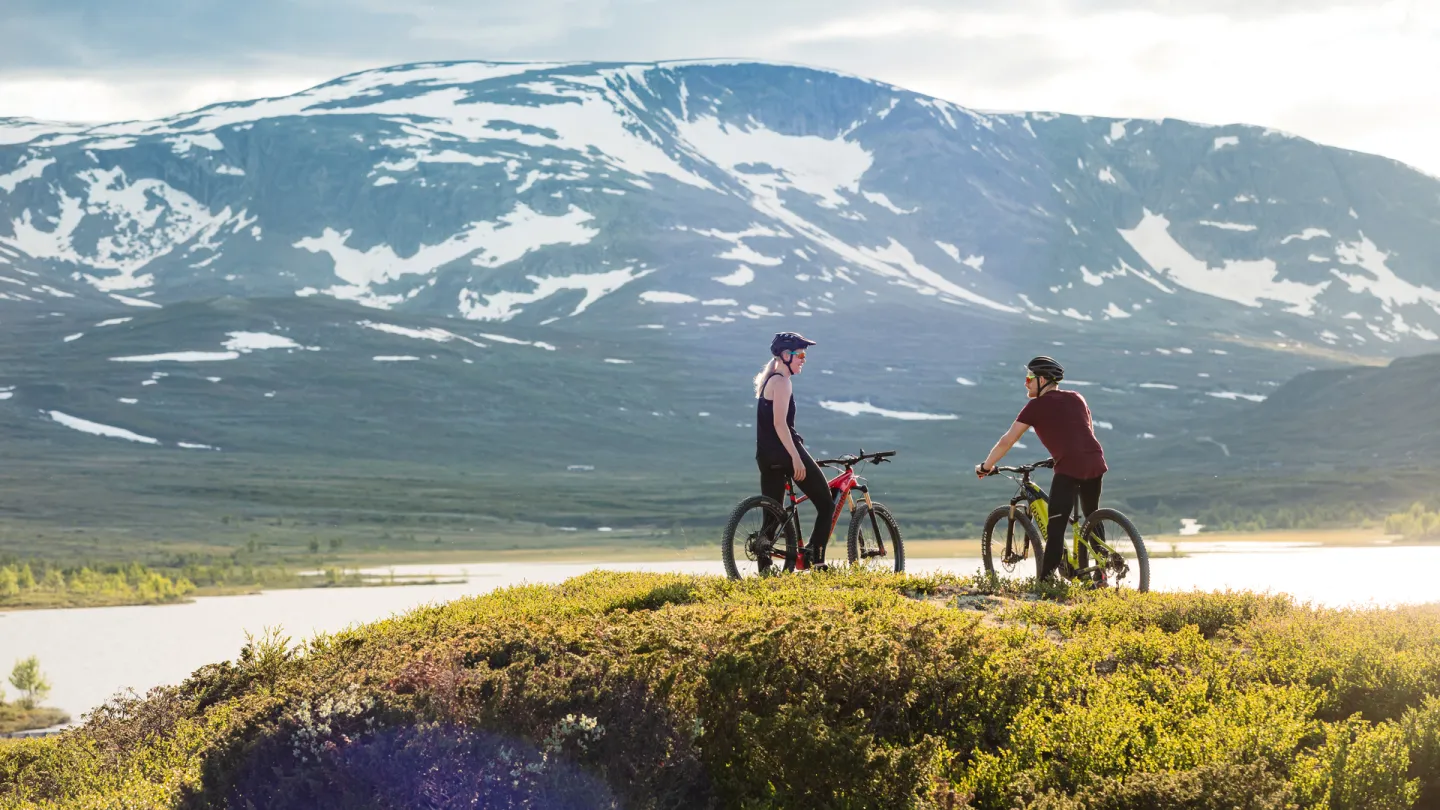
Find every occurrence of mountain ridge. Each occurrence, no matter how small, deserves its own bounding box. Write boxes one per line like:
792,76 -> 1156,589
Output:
2,59 -> 1439,539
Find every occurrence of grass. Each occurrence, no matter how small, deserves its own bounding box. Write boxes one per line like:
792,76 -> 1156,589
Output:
2,570 -> 1439,808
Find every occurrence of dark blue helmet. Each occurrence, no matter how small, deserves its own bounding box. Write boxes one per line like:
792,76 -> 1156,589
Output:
771,332 -> 816,356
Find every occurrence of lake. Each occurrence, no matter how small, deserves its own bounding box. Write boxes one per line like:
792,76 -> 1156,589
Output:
3,544 -> 1439,725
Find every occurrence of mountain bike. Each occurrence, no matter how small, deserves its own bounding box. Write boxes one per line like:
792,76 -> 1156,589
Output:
978,458 -> 1149,591
722,449 -> 904,579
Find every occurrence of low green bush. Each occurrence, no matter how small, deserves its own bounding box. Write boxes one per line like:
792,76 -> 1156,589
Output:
2,570 -> 1439,809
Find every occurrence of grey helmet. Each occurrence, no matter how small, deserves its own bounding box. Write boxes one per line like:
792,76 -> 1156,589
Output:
1027,355 -> 1065,382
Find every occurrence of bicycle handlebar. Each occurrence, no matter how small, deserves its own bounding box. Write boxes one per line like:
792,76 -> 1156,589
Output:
815,449 -> 898,468
981,458 -> 1054,476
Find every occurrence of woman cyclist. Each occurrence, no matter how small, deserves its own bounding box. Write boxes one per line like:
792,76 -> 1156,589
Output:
975,356 -> 1107,580
755,332 -> 834,568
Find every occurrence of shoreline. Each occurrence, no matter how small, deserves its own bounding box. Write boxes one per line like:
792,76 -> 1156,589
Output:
1,529 -> 1423,613
321,527 -> 1417,567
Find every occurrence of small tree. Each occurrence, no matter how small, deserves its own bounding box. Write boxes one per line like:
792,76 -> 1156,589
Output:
9,656 -> 51,709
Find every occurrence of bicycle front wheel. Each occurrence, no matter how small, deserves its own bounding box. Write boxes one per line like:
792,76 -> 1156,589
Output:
846,503 -> 905,572
722,495 -> 796,580
1078,508 -> 1149,592
981,505 -> 1043,581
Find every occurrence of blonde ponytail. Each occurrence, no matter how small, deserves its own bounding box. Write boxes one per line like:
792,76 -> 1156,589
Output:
753,357 -> 780,398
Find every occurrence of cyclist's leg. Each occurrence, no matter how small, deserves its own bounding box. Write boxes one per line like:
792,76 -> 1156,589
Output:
1080,474 -> 1103,523
757,459 -> 789,540
1043,472 -> 1081,579
792,446 -> 834,563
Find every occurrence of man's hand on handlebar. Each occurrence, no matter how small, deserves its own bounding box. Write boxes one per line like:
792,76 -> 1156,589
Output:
975,462 -> 995,479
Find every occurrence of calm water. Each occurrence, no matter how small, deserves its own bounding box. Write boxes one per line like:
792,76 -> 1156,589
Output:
3,546 -> 1438,725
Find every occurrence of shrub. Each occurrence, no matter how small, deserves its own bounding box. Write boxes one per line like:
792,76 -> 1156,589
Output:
2,571 -> 1440,809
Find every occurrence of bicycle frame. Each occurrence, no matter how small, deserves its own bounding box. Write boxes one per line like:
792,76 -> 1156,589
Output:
781,466 -> 882,571
1006,473 -> 1120,579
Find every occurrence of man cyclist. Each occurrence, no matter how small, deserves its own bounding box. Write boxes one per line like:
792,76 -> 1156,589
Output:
975,356 -> 1107,580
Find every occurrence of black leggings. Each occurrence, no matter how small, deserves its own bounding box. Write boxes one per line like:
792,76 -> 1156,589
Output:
1042,472 -> 1103,579
758,446 -> 835,562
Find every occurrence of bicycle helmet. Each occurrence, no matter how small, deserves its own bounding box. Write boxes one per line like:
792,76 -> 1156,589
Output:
1026,355 -> 1064,381
771,332 -> 816,356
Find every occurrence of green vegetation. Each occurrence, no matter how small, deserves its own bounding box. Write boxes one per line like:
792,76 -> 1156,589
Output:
2,570 -> 1439,808
0,555 -> 461,611
6,660 -> 49,712
1385,503 -> 1440,541
0,659 -> 67,735
0,561 -> 193,610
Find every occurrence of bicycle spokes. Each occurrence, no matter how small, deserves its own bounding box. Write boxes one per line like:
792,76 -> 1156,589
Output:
722,496 -> 797,580
1077,513 -> 1147,590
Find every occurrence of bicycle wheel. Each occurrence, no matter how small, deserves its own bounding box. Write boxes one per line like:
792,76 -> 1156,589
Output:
722,495 -> 796,580
1078,508 -> 1149,592
846,503 -> 905,572
981,505 -> 1043,580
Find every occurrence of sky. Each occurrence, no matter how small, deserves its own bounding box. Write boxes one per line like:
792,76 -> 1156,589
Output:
1,0 -> 1438,175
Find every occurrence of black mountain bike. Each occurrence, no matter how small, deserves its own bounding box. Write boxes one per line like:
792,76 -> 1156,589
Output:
979,458 -> 1149,591
722,449 -> 904,579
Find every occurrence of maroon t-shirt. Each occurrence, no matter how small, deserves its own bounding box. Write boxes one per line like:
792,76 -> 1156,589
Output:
1016,390 -> 1108,479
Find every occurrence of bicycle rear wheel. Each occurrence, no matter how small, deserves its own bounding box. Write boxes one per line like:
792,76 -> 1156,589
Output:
846,503 -> 905,572
722,495 -> 796,580
1077,508 -> 1149,592
981,505 -> 1043,581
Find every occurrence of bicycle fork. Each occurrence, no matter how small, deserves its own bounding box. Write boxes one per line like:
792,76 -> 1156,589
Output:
853,485 -> 888,560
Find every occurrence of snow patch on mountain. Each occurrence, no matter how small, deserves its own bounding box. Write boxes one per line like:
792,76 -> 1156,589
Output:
856,240 -> 1018,313
1119,210 -> 1328,315
359,320 -> 487,347
640,290 -> 698,304
223,331 -> 314,352
459,265 -> 653,321
718,243 -> 784,266
862,191 -> 915,214
1330,234 -> 1440,310
819,400 -> 958,421
673,115 -> 872,208
49,410 -> 160,444
296,204 -> 599,307
1198,220 -> 1257,231
712,266 -> 755,286
0,157 -> 54,192
112,351 -> 239,362
166,133 -> 224,154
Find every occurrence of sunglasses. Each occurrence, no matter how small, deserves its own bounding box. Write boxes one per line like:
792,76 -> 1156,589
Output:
1026,372 -> 1037,381
788,350 -> 807,359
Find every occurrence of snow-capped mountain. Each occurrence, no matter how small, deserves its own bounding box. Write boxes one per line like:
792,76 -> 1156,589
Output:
2,60 -> 1439,508
3,59 -> 1439,350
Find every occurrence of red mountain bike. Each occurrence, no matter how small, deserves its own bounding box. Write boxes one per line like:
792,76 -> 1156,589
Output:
722,449 -> 904,579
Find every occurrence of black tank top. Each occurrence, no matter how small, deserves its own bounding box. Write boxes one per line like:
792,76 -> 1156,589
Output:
756,372 -> 802,462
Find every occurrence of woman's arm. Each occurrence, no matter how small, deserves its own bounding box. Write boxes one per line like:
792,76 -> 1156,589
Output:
977,421 -> 1030,477
768,377 -> 806,481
